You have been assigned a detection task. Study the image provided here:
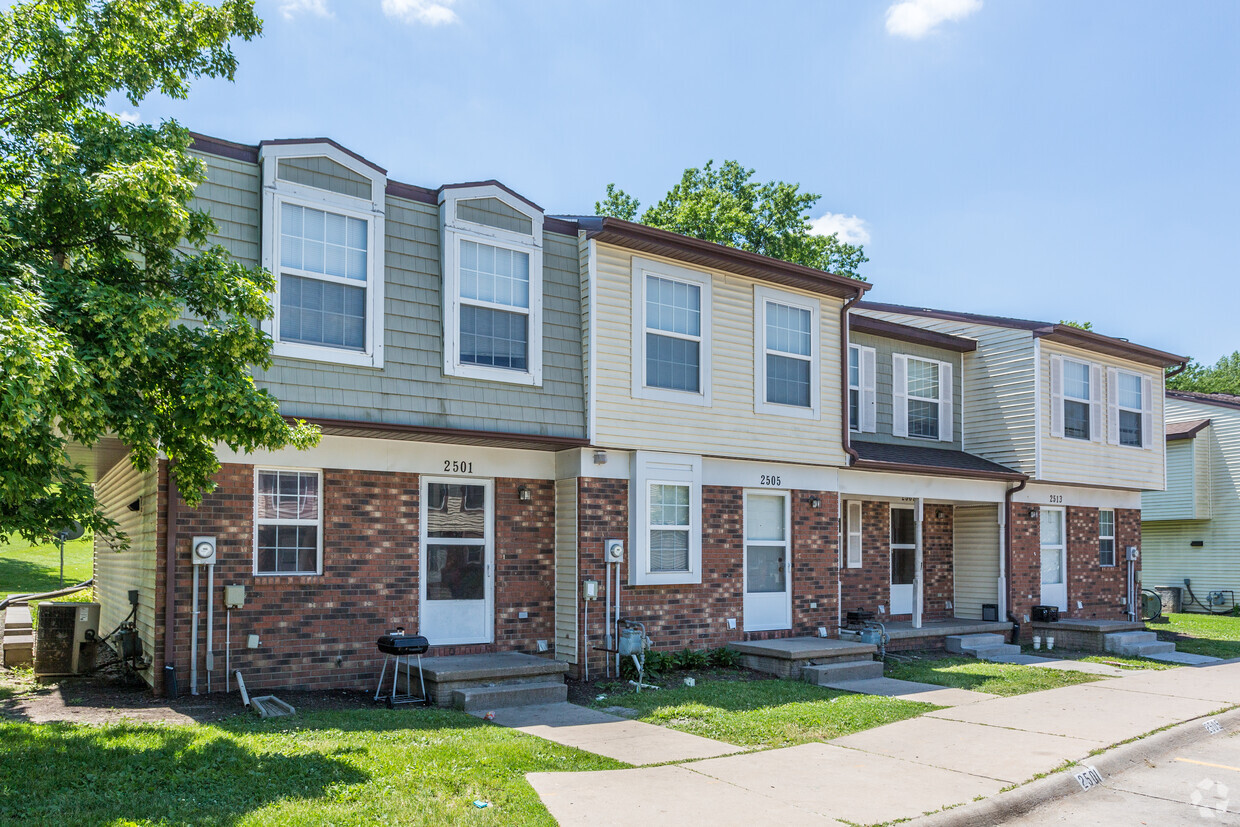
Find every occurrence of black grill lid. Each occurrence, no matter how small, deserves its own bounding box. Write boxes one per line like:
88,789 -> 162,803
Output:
377,635 -> 430,655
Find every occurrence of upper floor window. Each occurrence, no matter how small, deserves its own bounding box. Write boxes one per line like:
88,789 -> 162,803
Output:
848,343 -> 877,433
441,185 -> 544,386
632,257 -> 712,406
1108,369 -> 1152,449
893,354 -> 953,442
260,143 -> 386,369
754,286 -> 819,419
1099,509 -> 1116,567
631,452 -> 702,585
1050,355 -> 1101,443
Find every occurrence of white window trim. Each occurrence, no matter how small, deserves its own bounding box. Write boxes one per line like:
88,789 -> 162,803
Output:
440,185 -> 544,386
1108,367 -> 1153,450
848,344 -> 877,434
252,467 -> 324,576
753,285 -> 820,419
1099,509 -> 1116,567
846,500 -> 863,568
894,354 -> 953,442
1051,355 -> 1102,443
631,452 -> 702,585
259,143 -> 386,369
631,256 -> 713,407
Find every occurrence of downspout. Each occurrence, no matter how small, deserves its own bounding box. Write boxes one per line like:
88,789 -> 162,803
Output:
1003,478 -> 1028,643
1165,361 -> 1188,380
838,294 -> 862,636
163,462 -> 179,695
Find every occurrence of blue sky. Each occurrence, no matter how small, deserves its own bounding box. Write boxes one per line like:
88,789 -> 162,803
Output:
122,0 -> 1238,363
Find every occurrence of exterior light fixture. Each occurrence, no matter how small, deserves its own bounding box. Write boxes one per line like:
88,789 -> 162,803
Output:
1028,508 -> 1038,520
810,497 -> 822,509
593,450 -> 607,465
518,484 -> 532,502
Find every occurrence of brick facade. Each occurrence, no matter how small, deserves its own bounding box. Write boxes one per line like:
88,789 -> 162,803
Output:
153,462 -> 555,694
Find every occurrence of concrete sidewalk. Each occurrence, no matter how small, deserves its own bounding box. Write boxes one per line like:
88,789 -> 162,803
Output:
527,661 -> 1240,826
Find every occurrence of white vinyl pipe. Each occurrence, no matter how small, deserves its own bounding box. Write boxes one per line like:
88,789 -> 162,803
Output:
190,565 -> 200,695
913,498 -> 924,629
206,564 -> 214,693
603,564 -> 611,678
614,562 -> 621,678
226,609 -> 232,693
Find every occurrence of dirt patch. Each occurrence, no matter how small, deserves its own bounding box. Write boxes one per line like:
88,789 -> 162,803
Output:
1,649 -> 380,727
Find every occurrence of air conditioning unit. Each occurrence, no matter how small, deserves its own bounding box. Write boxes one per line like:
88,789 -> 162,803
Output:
34,602 -> 100,676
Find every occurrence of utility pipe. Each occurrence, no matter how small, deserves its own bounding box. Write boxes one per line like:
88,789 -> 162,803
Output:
163,463 -> 179,694
614,562 -> 621,679
913,498 -> 924,629
604,562 -> 612,678
205,563 -> 215,693
190,564 -> 200,695
226,608 -> 232,692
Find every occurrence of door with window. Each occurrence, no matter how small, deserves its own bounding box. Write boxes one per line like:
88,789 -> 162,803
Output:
420,479 -> 494,645
890,507 -> 916,615
743,492 -> 792,631
1040,508 -> 1067,610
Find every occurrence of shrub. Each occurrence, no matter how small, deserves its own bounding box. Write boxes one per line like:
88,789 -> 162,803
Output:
708,646 -> 742,669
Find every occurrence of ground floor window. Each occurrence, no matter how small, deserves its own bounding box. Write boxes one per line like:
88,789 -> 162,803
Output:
1099,509 -> 1116,567
254,468 -> 323,575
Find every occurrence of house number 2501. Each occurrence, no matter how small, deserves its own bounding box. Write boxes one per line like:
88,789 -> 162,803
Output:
444,460 -> 473,473
760,474 -> 782,486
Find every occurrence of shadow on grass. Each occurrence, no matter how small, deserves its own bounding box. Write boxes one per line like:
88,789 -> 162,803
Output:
597,678 -> 852,714
0,556 -> 80,598
0,722 -> 369,824
222,705 -> 492,737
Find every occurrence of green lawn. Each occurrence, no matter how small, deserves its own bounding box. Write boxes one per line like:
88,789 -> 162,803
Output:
884,656 -> 1104,696
0,708 -> 623,825
0,535 -> 93,600
591,678 -> 934,748
1157,612 -> 1240,659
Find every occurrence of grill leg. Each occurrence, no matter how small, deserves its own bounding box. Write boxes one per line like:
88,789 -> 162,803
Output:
417,654 -> 427,703
374,655 -> 390,702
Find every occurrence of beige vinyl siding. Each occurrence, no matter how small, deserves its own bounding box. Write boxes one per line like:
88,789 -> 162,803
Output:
854,310 -> 1037,474
554,478 -> 578,664
850,331 -> 962,450
92,455 -> 159,680
1144,439 -> 1201,520
592,242 -> 845,464
953,505 -> 1001,620
1142,398 -> 1240,608
1038,340 -> 1164,490
579,233 -> 592,436
276,156 -> 371,199
455,197 -> 533,235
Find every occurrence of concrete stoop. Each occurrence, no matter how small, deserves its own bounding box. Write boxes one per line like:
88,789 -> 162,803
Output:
802,659 -> 884,685
1,605 -> 34,669
397,651 -> 568,708
1103,630 -> 1176,658
945,633 -> 1021,661
452,680 -> 567,711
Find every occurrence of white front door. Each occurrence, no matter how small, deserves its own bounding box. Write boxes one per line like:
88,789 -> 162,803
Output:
743,491 -> 791,632
890,506 -> 916,615
419,478 -> 494,645
1040,507 -> 1067,611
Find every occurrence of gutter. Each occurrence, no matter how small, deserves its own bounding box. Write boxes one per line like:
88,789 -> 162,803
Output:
840,296 -> 862,466
1165,360 -> 1188,379
163,462 -> 179,692
850,459 -> 1026,482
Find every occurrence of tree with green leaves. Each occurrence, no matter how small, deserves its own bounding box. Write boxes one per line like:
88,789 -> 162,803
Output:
1059,320 -> 1093,330
1,0 -> 318,545
1168,352 -> 1240,396
596,160 -> 868,280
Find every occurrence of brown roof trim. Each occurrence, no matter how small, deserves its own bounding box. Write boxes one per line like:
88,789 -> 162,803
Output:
850,314 -> 976,352
1166,418 -> 1212,441
258,137 -> 387,175
857,300 -> 1186,368
1167,389 -> 1240,412
189,132 -> 258,163
439,180 -> 544,214
573,216 -> 869,300
851,458 -> 1027,482
385,179 -> 437,204
291,416 -> 589,450
544,216 -> 580,236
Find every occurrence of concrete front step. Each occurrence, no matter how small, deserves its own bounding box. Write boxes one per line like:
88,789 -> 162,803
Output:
398,652 -> 568,707
802,659 -> 884,686
452,680 -> 568,711
1104,631 -> 1176,657
970,644 -> 1022,661
946,633 -> 1007,655
2,633 -> 34,668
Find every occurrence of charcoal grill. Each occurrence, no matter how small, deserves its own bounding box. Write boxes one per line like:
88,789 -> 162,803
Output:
845,610 -> 875,630
373,632 -> 430,706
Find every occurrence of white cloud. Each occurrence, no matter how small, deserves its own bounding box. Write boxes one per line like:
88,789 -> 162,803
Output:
810,213 -> 872,246
279,0 -> 332,20
381,0 -> 459,25
885,0 -> 981,39
113,110 -> 142,125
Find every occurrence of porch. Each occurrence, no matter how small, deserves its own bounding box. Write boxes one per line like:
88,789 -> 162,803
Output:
841,617 -> 1013,651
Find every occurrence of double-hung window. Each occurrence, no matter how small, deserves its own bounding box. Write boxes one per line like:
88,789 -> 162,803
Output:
893,354 -> 953,441
845,501 -> 863,568
632,258 -> 712,405
1051,355 -> 1102,443
848,343 -> 877,433
754,286 -> 819,418
1063,359 -> 1092,440
1107,368 -> 1152,449
261,143 -> 386,369
1099,509 -> 1116,567
631,452 -> 702,585
254,469 -> 323,575
441,185 -> 544,385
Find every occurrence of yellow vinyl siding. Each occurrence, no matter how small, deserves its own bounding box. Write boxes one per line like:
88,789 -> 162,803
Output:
854,310 -> 1037,474
592,242 -> 845,464
1038,340 -> 1164,490
554,478 -> 578,664
953,504 -> 1001,620
93,455 -> 159,681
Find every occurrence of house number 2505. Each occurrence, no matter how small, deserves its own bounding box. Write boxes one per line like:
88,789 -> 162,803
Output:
760,474 -> 782,486
444,460 -> 473,473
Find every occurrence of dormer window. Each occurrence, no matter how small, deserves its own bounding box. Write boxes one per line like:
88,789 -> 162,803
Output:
260,142 -> 386,368
440,185 -> 544,385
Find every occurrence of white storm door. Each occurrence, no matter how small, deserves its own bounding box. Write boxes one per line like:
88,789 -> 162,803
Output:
1040,507 -> 1067,611
743,491 -> 792,632
890,506 -> 916,615
420,478 -> 494,645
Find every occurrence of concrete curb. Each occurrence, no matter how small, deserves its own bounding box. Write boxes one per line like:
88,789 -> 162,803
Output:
912,705 -> 1240,827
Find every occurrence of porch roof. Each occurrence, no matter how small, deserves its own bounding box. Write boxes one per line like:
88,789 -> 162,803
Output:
850,440 -> 1026,481
1165,418 -> 1211,441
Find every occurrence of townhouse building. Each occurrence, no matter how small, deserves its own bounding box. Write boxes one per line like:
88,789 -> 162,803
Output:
85,135 -> 1185,693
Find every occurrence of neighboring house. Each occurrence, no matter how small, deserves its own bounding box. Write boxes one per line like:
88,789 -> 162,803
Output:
1142,390 -> 1240,612
82,135 -> 1186,694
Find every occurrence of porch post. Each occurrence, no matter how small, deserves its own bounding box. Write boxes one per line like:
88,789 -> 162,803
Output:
997,503 -> 1008,619
913,497 -> 924,629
